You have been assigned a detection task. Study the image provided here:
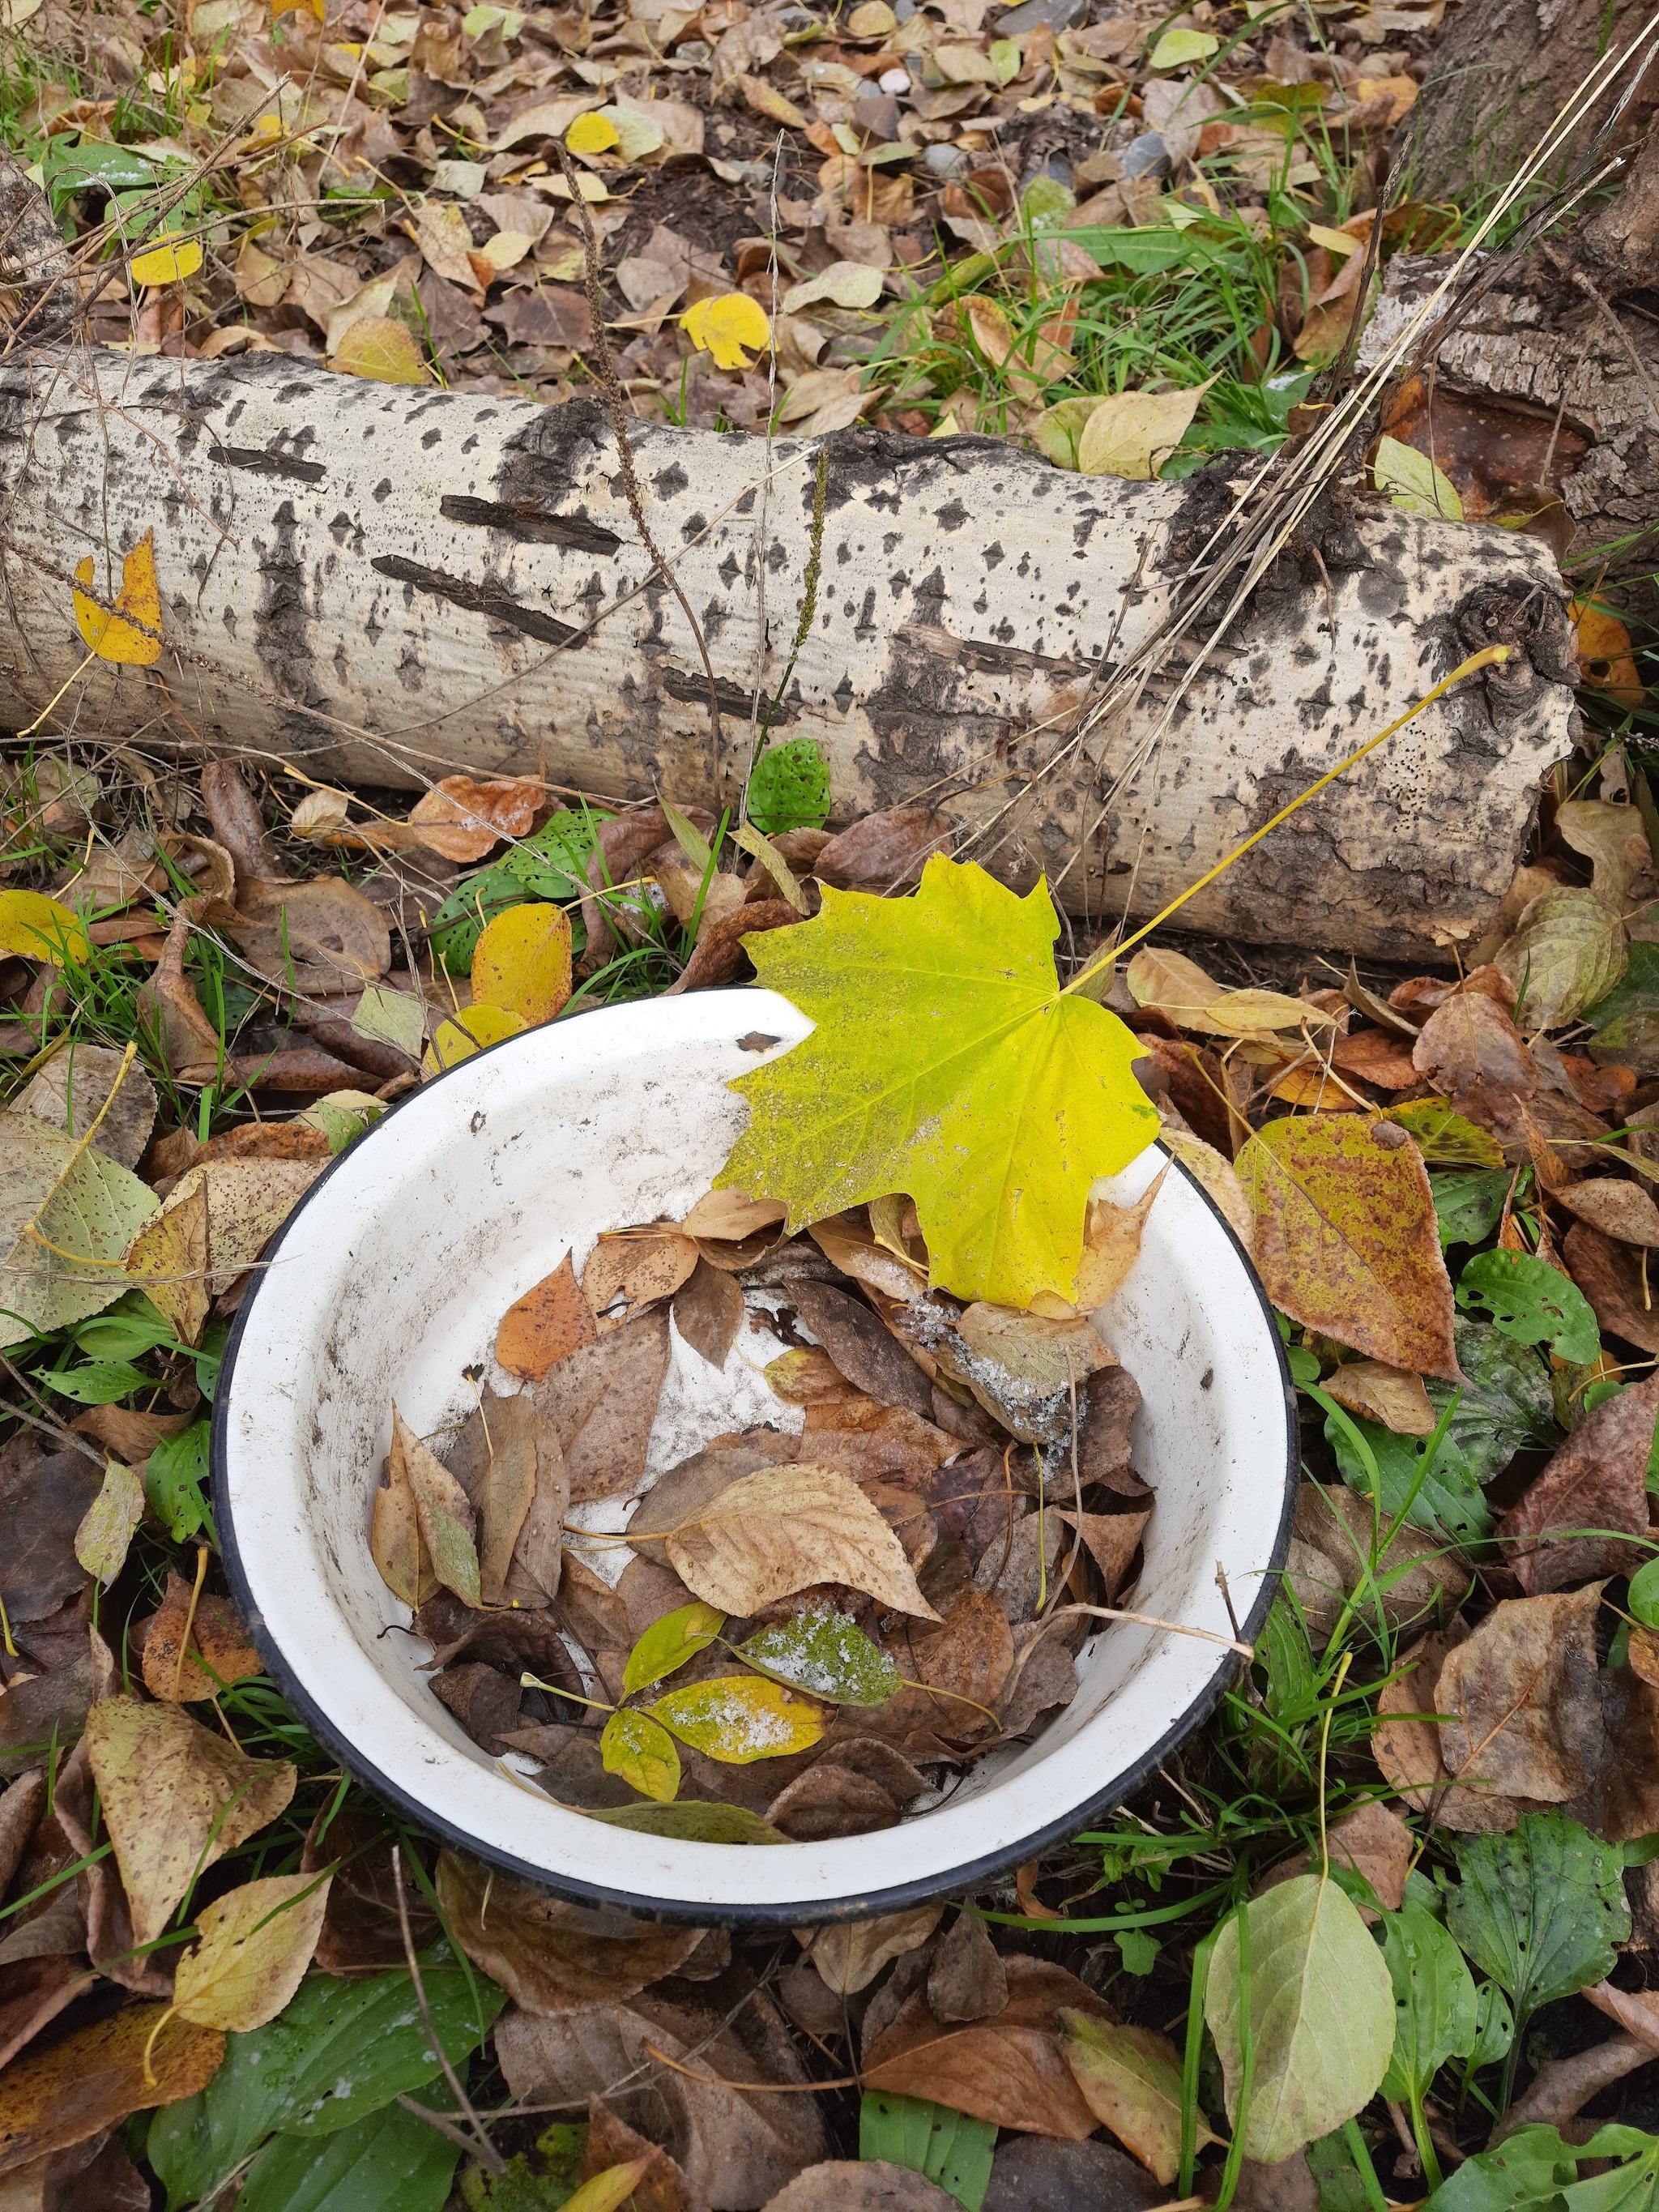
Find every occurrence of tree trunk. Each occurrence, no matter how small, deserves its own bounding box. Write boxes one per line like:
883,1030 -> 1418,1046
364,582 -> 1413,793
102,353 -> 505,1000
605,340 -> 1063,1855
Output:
0,351 -> 1575,961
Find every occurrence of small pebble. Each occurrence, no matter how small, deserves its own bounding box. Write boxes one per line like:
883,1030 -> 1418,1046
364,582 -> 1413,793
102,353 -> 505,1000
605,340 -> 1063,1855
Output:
1121,130 -> 1171,177
878,65 -> 911,92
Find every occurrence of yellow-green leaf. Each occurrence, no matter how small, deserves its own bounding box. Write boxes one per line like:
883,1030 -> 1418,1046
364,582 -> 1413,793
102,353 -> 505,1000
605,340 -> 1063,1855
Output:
0,1112 -> 159,1352
130,233 -> 203,287
740,1605 -> 902,1705
1495,886 -> 1627,1030
720,854 -> 1158,1308
649,1673 -> 825,1761
421,1002 -> 528,1076
83,1696 -> 296,1947
73,529 -> 163,666
470,903 -> 574,1027
1077,381 -> 1212,480
390,1406 -> 481,1606
173,1872 -> 331,2032
1373,434 -> 1463,522
0,890 -> 91,964
599,1708 -> 682,1802
1382,1100 -> 1504,1169
623,1600 -> 726,1693
74,1458 -> 146,1586
681,292 -> 772,371
565,110 -> 620,153
331,315 -> 430,385
1059,2013 -> 1217,2186
1149,24 -> 1218,64
595,103 -> 663,160
579,1798 -> 787,1843
561,2159 -> 656,2212
1236,1113 -> 1459,1378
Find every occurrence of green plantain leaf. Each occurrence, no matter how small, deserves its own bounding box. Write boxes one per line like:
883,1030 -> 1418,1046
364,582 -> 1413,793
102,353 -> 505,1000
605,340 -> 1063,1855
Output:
1445,1813 -> 1629,2028
859,2090 -> 996,2211
1420,2124 -> 1580,2210
1380,1902 -> 1479,2106
719,855 -> 1158,1308
1431,1169 -> 1511,1250
1456,1251 -> 1601,1365
1205,1873 -> 1396,2163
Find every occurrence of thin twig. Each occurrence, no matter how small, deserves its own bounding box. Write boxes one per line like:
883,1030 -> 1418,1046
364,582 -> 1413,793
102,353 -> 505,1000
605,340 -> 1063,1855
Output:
392,1847 -> 505,2175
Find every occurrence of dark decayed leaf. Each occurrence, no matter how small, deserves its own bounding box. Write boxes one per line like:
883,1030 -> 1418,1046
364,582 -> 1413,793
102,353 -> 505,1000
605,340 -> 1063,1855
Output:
582,2097 -> 693,2212
672,1257 -> 746,1367
927,1913 -> 1009,2025
1435,1586 -> 1605,1806
0,1439 -> 100,1627
1563,1223 -> 1659,1355
531,1308 -> 672,1504
1497,1374 -> 1657,1590
979,2134 -> 1166,2212
790,1279 -> 936,1417
435,1853 -> 707,2012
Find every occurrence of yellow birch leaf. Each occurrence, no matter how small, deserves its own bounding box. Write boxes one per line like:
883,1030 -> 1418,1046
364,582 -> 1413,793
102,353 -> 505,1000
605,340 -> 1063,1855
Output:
0,889 -> 91,963
562,2164 -> 657,2212
649,1673 -> 825,1761
1373,434 -> 1463,522
130,233 -> 203,288
75,1458 -> 146,1587
390,1406 -> 481,1606
681,292 -> 772,370
331,316 -> 430,385
73,529 -> 163,666
470,903 -> 574,1026
566,111 -> 620,153
173,1872 -> 332,2033
421,1003 -> 528,1076
1077,381 -> 1213,480
1149,25 -> 1218,64
599,1708 -> 682,1802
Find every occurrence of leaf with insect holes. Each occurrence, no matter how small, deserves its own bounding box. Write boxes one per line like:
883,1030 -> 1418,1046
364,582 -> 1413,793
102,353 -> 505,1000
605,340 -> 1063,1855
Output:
681,293 -> 771,370
84,1696 -> 296,1947
748,739 -> 831,837
470,903 -> 573,1027
1205,1875 -> 1395,2163
73,530 -> 163,665
1378,1902 -> 1478,2108
1238,1114 -> 1460,1379
1374,435 -> 1464,521
740,1608 -> 902,1705
422,1003 -> 527,1076
1058,2013 -> 1218,2187
0,1112 -> 159,1351
173,1873 -> 333,2034
1446,1812 -> 1629,2026
720,855 -> 1157,1308
130,233 -> 203,287
600,1708 -> 682,1803
0,889 -> 91,963
648,1674 -> 825,1762
74,1458 -> 146,1586
623,1601 -> 726,1693
663,1463 -> 940,1620
1456,1249 -> 1601,1364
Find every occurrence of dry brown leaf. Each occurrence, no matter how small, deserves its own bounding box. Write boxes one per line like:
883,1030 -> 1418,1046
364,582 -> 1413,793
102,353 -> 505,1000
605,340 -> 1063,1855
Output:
1318,1359 -> 1436,1436
0,1957 -> 92,2076
790,1280 -> 934,1416
672,1259 -> 745,1368
762,2163 -> 961,2212
1412,990 -> 1537,1158
1371,1623 -> 1531,1832
533,1309 -> 672,1505
859,1591 -> 1015,1755
808,1213 -> 926,1301
139,1570 -> 262,1701
583,1229 -> 701,1332
0,2005 -> 223,2176
862,1955 -> 1110,2138
1555,1178 -> 1659,1245
83,1696 -> 296,1948
1126,946 -> 1226,1028
1585,1981 -> 1659,2048
1436,1585 -> 1605,1805
766,1761 -> 906,1842
410,775 -> 540,860
582,2100 -> 692,2212
474,1393 -> 567,1606
139,916 -> 224,1074
1563,1223 -> 1659,1354
390,1408 -> 480,1606
16,1043 -> 156,1172
497,1253 -> 599,1380
812,809 -> 953,894
0,1441 -> 101,1629
1287,1480 -> 1469,1639
228,878 -> 390,997
1075,1172 -> 1163,1306
683,1189 -> 788,1241
1256,1800 -> 1414,1917
370,1416 -> 437,1609
928,1911 -> 1009,2023
497,1985 -> 825,2206
436,1853 -> 709,2013
1055,1507 -> 1149,1599
1497,1374 -> 1657,1591
663,1464 -> 941,1620
795,1907 -> 941,1996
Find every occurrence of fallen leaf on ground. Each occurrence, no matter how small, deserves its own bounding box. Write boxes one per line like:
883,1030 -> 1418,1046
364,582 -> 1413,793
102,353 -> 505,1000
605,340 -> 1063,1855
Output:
471,901 -> 574,1026
663,1464 -> 941,1619
1319,1358 -> 1437,1434
1495,888 -> 1627,1029
761,2162 -> 962,2211
862,1956 -> 1110,2137
1372,1624 -> 1530,1833
1256,1800 -> 1415,1915
1058,2013 -> 1213,2184
409,775 -> 543,860
1238,1113 -> 1460,1377
390,1407 -> 481,1606
15,1041 -> 156,1170
173,1872 -> 331,2032
1435,1584 -> 1604,1805
1076,381 -> 1212,479
583,1229 -> 701,1331
0,1114 -> 158,1351
1563,1223 -> 1659,1354
139,1569 -> 263,1700
496,1252 -> 598,1378
1497,1374 -> 1657,1591
533,1309 -> 672,1503
228,878 -> 390,997
84,1696 -> 296,1945
796,1906 -> 941,1995
0,2005 -> 222,2175
436,1853 -> 709,2012
1554,1178 -> 1659,1245
672,1258 -> 745,1366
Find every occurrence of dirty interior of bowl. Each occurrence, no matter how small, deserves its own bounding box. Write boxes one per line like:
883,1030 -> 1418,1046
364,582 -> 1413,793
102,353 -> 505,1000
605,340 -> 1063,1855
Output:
220,990 -> 1291,1917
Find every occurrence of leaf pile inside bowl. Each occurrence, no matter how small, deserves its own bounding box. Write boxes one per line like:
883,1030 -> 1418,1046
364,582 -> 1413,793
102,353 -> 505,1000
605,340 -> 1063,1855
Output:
366,1177 -> 1162,1843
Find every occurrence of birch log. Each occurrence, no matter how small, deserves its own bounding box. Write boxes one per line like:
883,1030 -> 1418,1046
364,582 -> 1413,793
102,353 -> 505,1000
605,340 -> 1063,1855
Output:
0,349 -> 1578,959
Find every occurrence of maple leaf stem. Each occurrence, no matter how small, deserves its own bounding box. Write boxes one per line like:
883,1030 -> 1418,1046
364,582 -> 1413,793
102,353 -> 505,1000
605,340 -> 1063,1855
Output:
1062,644 -> 1514,1001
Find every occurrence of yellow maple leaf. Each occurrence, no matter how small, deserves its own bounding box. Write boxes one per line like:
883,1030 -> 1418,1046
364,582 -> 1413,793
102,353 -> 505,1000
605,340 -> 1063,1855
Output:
74,531 -> 163,667
565,112 -> 620,154
130,233 -> 203,288
681,292 -> 772,371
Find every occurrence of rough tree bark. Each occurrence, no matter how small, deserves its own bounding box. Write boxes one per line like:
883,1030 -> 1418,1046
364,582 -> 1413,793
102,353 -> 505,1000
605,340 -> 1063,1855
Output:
0,349 -> 1576,959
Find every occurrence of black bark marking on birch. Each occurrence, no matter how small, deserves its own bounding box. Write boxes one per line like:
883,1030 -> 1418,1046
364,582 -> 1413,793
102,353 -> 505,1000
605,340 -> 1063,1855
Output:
369,554 -> 582,648
255,498 -> 326,741
437,493 -> 621,554
210,444 -> 326,485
